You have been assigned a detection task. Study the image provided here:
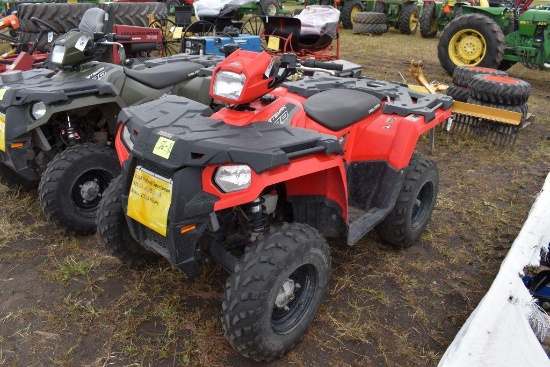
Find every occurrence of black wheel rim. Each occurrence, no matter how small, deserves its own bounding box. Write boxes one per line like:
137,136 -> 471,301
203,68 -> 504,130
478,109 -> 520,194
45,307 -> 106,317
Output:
272,264 -> 318,334
411,181 -> 434,229
70,169 -> 114,218
241,16 -> 267,50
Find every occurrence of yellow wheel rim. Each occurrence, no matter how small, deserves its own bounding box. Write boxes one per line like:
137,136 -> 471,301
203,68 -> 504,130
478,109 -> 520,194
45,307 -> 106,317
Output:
449,28 -> 487,66
410,10 -> 419,31
350,6 -> 361,25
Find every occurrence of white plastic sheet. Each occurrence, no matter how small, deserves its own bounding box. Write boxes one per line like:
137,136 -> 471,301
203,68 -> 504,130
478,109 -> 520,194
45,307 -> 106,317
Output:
194,0 -> 254,18
439,173 -> 550,367
295,5 -> 340,36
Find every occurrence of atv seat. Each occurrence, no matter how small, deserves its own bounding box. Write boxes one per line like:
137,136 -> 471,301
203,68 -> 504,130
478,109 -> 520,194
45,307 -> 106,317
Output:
124,61 -> 203,89
79,8 -> 106,36
302,89 -> 381,131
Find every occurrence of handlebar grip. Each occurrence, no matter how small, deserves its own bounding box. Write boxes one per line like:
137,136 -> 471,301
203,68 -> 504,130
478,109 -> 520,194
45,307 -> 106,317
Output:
312,61 -> 344,71
113,35 -> 132,41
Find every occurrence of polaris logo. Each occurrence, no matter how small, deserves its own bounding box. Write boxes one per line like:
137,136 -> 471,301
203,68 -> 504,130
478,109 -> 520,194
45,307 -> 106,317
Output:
86,67 -> 106,80
268,104 -> 299,125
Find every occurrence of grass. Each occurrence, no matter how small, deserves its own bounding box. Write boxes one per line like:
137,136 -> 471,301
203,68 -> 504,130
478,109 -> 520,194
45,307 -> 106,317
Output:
0,15 -> 549,367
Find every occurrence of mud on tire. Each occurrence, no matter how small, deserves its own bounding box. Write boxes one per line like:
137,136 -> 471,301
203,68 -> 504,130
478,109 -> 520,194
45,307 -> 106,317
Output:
221,222 -> 331,361
376,154 -> 439,247
468,74 -> 531,105
39,143 -> 120,234
97,175 -> 159,267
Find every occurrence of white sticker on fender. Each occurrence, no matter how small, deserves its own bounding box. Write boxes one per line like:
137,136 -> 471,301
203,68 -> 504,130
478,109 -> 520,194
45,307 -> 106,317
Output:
75,35 -> 90,51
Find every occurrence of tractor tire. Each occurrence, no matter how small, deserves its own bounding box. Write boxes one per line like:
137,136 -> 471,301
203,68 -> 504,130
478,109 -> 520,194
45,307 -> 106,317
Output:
437,13 -> 505,75
419,2 -> 438,38
452,65 -> 507,87
376,154 -> 439,248
259,0 -> 280,16
468,74 -> 531,105
467,97 -> 528,120
354,11 -> 387,24
445,85 -> 469,102
17,3 -> 95,33
398,2 -> 419,35
97,175 -> 160,267
497,59 -> 517,71
39,143 -> 120,234
221,222 -> 331,362
353,23 -> 388,34
341,0 -> 364,29
99,3 -> 168,28
374,1 -> 386,13
0,163 -> 38,191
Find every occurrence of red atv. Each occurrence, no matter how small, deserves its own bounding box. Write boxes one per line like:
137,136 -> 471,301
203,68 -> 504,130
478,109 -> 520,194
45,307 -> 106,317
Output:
97,50 -> 453,361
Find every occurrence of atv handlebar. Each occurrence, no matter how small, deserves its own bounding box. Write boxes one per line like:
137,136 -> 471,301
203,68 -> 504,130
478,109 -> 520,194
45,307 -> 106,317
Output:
301,58 -> 344,71
113,35 -> 132,42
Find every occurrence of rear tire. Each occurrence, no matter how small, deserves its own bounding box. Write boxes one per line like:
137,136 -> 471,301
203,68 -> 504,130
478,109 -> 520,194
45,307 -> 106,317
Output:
341,0 -> 364,29
97,175 -> 159,267
39,143 -> 120,234
354,11 -> 387,24
419,2 -> 438,38
221,223 -> 331,361
376,154 -> 439,248
18,3 -> 95,33
398,2 -> 419,35
437,13 -> 505,75
468,74 -> 531,105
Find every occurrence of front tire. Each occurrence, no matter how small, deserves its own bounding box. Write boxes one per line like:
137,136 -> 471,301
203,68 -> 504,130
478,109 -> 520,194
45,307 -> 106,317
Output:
376,154 -> 439,247
97,175 -> 159,266
437,13 -> 505,75
221,223 -> 331,361
39,143 -> 120,234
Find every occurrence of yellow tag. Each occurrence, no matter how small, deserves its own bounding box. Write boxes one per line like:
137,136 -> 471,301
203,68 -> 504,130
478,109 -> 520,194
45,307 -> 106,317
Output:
152,136 -> 175,159
67,0 -> 77,3
0,88 -> 8,100
173,27 -> 183,39
0,114 -> 5,152
267,36 -> 280,51
127,167 -> 172,236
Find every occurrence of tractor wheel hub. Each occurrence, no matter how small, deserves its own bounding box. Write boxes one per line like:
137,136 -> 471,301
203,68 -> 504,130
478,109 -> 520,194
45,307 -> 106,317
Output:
275,279 -> 297,309
80,179 -> 100,201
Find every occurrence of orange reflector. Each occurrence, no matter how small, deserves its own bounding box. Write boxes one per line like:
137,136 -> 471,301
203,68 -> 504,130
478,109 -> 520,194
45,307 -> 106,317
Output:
443,5 -> 451,13
10,142 -> 24,149
180,224 -> 196,234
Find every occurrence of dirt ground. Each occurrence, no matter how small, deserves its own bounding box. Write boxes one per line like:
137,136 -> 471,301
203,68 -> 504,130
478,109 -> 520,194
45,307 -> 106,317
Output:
1,28 -> 549,366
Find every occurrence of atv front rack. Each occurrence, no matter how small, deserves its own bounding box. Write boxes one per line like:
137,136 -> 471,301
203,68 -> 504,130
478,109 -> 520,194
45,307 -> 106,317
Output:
284,76 -> 454,123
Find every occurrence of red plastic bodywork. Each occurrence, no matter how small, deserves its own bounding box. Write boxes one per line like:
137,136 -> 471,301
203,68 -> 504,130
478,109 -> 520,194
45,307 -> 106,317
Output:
0,52 -> 49,73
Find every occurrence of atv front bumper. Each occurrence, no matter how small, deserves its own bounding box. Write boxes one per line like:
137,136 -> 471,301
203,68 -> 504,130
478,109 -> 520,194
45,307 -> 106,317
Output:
0,109 -> 38,181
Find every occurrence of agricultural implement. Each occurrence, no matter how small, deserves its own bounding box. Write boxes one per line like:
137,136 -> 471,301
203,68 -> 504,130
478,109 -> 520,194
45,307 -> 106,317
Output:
437,0 -> 550,73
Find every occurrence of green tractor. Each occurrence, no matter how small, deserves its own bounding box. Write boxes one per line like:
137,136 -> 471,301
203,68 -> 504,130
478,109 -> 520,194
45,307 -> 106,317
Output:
419,0 -> 486,38
438,0 -> 550,74
373,0 -> 423,34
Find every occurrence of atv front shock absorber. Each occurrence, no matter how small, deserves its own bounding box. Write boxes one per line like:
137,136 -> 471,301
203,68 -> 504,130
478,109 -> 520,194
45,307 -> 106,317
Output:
247,197 -> 267,233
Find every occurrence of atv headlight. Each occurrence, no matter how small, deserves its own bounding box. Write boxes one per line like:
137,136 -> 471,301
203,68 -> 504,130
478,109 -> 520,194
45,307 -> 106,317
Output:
31,102 -> 47,120
213,71 -> 246,101
214,165 -> 251,193
51,45 -> 65,65
121,125 -> 134,151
